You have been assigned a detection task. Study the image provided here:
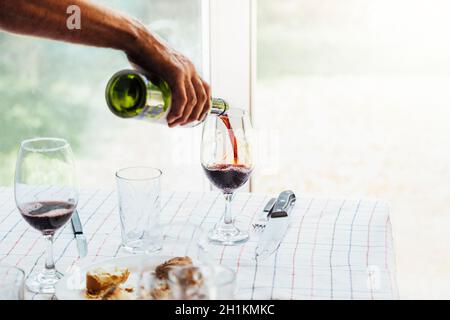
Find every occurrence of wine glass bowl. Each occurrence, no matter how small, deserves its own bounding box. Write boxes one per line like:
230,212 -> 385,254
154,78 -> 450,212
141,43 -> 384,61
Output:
14,137 -> 78,294
201,109 -> 253,245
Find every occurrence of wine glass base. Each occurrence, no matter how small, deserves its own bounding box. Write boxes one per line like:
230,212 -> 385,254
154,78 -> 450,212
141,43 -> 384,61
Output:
25,270 -> 64,294
208,228 -> 249,246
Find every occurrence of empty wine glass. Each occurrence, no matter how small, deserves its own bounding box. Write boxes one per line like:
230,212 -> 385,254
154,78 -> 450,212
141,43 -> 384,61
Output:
14,138 -> 78,294
201,109 -> 253,245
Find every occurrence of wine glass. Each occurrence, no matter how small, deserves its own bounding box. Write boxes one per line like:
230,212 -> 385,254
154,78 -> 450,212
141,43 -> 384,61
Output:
14,138 -> 78,294
201,109 -> 253,245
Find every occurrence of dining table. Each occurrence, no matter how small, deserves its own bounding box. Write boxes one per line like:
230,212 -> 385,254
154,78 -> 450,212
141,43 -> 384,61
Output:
0,186 -> 398,300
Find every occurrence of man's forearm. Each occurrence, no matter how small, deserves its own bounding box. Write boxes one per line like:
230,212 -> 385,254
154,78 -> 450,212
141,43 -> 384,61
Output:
0,0 -> 150,54
0,0 -> 211,127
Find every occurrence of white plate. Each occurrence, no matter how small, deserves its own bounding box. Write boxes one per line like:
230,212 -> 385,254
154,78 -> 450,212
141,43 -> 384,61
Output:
55,254 -> 173,300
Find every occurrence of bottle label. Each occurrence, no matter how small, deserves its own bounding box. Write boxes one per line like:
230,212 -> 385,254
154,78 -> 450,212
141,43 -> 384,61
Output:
137,104 -> 166,121
136,87 -> 170,122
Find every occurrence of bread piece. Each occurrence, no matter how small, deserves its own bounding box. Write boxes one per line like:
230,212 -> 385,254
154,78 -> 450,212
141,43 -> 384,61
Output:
86,267 -> 130,295
155,256 -> 193,280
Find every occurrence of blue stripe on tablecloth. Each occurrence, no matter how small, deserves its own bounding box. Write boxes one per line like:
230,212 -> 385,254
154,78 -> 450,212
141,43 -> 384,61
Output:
347,199 -> 362,299
290,198 -> 314,299
366,201 -> 378,299
329,200 -> 345,299
309,199 -> 329,299
247,196 -> 270,299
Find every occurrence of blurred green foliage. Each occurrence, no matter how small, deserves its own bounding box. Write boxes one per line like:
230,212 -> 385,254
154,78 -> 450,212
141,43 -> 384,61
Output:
0,0 -> 202,186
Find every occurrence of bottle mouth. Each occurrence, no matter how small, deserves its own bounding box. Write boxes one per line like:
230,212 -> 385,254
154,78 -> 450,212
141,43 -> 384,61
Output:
105,69 -> 148,117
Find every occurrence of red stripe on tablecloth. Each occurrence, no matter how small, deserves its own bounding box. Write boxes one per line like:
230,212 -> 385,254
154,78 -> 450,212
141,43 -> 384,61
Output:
94,221 -> 120,261
169,192 -> 190,224
290,198 -> 314,299
90,204 -> 118,260
0,227 -> 31,263
69,257 -> 80,270
14,233 -> 41,267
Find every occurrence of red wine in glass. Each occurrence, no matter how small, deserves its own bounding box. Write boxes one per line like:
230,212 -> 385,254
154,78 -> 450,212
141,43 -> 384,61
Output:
202,164 -> 252,194
19,201 -> 75,235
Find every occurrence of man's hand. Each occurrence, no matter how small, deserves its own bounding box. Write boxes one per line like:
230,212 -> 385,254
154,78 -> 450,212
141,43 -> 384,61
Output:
0,0 -> 211,128
126,25 -> 211,127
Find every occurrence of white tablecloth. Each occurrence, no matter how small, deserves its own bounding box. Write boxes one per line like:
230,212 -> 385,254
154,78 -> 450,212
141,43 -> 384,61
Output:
0,187 -> 398,299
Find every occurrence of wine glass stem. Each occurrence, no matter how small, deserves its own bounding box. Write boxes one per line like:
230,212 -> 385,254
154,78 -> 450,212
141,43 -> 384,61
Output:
44,234 -> 55,272
223,193 -> 234,225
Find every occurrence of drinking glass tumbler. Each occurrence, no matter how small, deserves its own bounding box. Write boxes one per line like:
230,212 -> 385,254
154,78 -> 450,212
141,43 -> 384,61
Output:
116,167 -> 162,254
0,265 -> 25,300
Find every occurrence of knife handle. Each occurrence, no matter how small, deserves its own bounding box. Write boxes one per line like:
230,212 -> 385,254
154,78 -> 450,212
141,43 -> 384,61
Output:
263,198 -> 277,216
71,209 -> 84,235
270,190 -> 296,218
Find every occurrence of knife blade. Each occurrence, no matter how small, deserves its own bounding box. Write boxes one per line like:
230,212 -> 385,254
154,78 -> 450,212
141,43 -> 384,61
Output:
71,209 -> 88,258
255,190 -> 296,260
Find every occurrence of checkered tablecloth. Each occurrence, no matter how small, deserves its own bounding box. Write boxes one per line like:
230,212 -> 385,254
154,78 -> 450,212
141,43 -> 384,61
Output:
0,186 -> 398,300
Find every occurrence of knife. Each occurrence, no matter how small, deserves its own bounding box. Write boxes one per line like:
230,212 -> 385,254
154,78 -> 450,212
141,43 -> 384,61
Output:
255,190 -> 296,260
71,209 -> 88,258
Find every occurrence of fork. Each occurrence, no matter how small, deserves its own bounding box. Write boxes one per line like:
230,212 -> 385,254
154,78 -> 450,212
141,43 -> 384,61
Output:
252,198 -> 276,231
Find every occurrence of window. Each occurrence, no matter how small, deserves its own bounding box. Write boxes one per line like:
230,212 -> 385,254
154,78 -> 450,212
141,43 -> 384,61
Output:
254,0 -> 450,298
0,0 -> 207,190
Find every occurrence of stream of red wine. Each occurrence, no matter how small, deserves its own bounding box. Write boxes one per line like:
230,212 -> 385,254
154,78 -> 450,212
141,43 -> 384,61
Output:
219,115 -> 239,164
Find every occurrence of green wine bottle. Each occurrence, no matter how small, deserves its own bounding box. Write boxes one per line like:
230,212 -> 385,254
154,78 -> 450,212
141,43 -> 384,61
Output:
105,69 -> 228,125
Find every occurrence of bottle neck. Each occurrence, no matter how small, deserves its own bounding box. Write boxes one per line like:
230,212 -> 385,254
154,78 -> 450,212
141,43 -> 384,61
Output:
211,98 -> 229,116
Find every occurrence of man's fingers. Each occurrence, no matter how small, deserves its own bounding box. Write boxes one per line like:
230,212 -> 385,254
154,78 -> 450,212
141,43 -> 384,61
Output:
167,80 -> 188,126
169,78 -> 196,127
199,79 -> 212,121
187,76 -> 208,122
